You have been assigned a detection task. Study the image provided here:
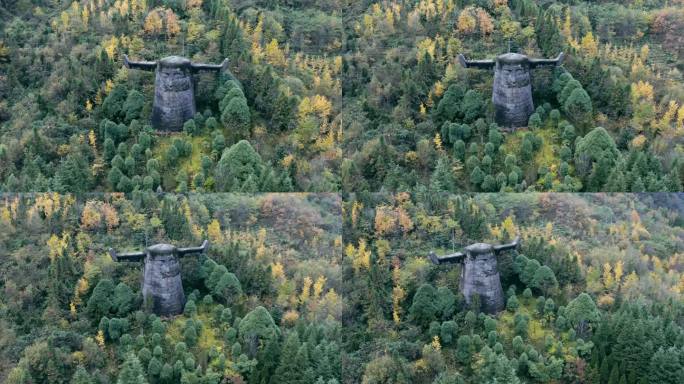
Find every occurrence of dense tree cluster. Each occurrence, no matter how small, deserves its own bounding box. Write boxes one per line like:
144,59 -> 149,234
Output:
0,0 -> 342,192
342,0 -> 684,193
2,0 -> 684,383
0,193 -> 343,383
341,191 -> 684,383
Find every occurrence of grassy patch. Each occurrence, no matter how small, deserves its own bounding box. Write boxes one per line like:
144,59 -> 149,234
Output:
181,136 -> 211,176
497,295 -> 583,362
165,314 -> 186,345
502,127 -> 559,169
500,129 -> 524,158
196,313 -> 221,352
152,134 -> 211,182
534,127 -> 559,170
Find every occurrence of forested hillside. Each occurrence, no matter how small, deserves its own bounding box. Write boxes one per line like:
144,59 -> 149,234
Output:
0,0 -> 342,192
0,193 -> 344,383
342,192 -> 684,383
342,0 -> 684,192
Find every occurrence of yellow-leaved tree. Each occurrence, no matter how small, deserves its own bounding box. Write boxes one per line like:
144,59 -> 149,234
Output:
207,219 -> 223,243
375,205 -> 398,236
299,276 -> 312,305
143,10 -> 163,35
630,81 -> 656,132
392,257 -> 405,324
457,8 -> 476,35
580,31 -> 598,58
101,203 -> 119,232
166,10 -> 180,38
602,262 -> 615,291
346,240 -> 371,272
264,39 -> 286,67
501,215 -> 517,240
313,276 -> 326,300
81,201 -> 102,230
47,233 -> 70,262
476,8 -> 494,37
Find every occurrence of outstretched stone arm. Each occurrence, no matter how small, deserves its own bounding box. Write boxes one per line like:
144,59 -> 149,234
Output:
458,54 -> 495,69
190,58 -> 229,73
529,52 -> 565,68
177,240 -> 209,257
109,248 -> 145,262
123,55 -> 157,71
429,251 -> 465,265
493,236 -> 521,254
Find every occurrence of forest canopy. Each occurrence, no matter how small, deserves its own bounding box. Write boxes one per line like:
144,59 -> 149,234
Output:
2,0 -> 684,193
1,0 -> 684,383
341,192 -> 684,383
0,0 -> 342,192
342,0 -> 684,193
0,192 -> 343,383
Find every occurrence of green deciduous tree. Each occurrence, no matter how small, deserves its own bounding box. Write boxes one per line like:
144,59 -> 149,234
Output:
440,321 -> 458,345
215,140 -> 265,192
113,282 -> 135,317
470,166 -> 484,187
435,84 -> 465,123
475,347 -> 521,384
183,119 -> 199,136
461,90 -> 484,123
528,112 -> 542,129
435,286 -> 456,320
102,84 -> 129,123
564,88 -> 593,127
362,355 -> 413,384
520,258 -> 541,286
456,335 -> 472,365
238,306 -> 279,356
531,266 -> 558,296
183,320 -> 199,347
72,365 -> 94,384
54,151 -> 94,193
221,97 -> 251,139
430,156 -> 456,192
147,356 -> 162,378
565,293 -> 599,338
648,347 -> 684,384
574,127 -> 619,191
117,353 -> 148,384
507,294 -> 519,312
409,283 -> 438,328
271,332 -> 301,384
213,271 -> 242,305
123,90 -> 145,123
87,279 -> 115,320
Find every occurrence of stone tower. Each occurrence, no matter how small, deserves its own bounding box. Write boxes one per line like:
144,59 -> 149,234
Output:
458,52 -> 564,129
429,237 -> 520,314
109,240 -> 209,316
123,55 -> 229,132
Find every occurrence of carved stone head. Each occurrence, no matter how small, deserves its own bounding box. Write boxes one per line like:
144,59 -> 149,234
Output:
458,52 -> 564,129
429,237 -> 520,314
109,240 -> 209,316
123,55 -> 229,132
157,56 -> 193,93
495,53 -> 532,88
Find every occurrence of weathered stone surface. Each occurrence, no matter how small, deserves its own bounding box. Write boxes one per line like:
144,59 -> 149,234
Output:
124,55 -> 228,132
142,244 -> 186,316
492,54 -> 534,128
109,240 -> 208,316
459,52 -> 564,129
461,243 -> 505,314
151,57 -> 196,132
429,237 -> 520,314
